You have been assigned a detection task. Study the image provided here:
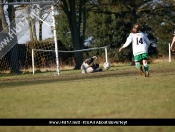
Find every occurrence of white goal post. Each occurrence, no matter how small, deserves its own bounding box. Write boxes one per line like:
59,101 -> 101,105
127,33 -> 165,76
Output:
32,46 -> 108,75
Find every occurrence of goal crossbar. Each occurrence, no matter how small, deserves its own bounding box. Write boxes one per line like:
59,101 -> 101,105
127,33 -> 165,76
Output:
33,46 -> 107,52
32,46 -> 108,75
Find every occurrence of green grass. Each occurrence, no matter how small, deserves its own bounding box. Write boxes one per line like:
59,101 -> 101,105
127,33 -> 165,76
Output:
0,62 -> 175,132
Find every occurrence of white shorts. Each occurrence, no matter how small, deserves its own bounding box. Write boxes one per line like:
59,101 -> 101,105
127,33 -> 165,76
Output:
81,62 -> 94,73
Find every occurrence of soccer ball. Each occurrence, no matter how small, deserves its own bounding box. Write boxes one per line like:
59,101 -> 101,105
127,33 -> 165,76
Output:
103,62 -> 110,70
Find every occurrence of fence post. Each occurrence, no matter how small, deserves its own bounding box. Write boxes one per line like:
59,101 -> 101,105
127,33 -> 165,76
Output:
32,49 -> 35,74
105,46 -> 108,63
169,43 -> 171,62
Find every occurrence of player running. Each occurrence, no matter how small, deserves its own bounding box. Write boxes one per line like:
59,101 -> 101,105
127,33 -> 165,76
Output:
119,23 -> 151,77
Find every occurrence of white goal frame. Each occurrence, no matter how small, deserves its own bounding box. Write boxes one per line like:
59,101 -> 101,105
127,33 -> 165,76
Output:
32,46 -> 109,75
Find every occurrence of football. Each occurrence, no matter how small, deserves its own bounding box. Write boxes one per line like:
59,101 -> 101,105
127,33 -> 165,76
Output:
103,62 -> 110,70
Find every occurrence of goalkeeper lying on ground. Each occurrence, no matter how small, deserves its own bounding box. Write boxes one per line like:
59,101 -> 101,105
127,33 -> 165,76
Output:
81,56 -> 102,73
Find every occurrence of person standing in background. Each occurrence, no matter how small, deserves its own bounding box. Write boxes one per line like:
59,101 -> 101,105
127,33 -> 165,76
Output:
170,31 -> 175,51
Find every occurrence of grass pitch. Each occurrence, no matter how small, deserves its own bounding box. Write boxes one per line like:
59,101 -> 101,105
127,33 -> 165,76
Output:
0,62 -> 175,132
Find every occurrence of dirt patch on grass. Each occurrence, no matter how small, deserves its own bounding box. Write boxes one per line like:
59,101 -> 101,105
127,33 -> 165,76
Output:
0,66 -> 174,84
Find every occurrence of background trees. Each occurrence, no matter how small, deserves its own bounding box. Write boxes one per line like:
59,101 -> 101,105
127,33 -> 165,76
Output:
0,0 -> 175,72
57,0 -> 94,69
56,0 -> 175,64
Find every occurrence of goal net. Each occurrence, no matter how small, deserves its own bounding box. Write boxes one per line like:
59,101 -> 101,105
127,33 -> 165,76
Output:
0,1 -> 109,76
32,46 -> 108,75
0,1 -> 57,76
